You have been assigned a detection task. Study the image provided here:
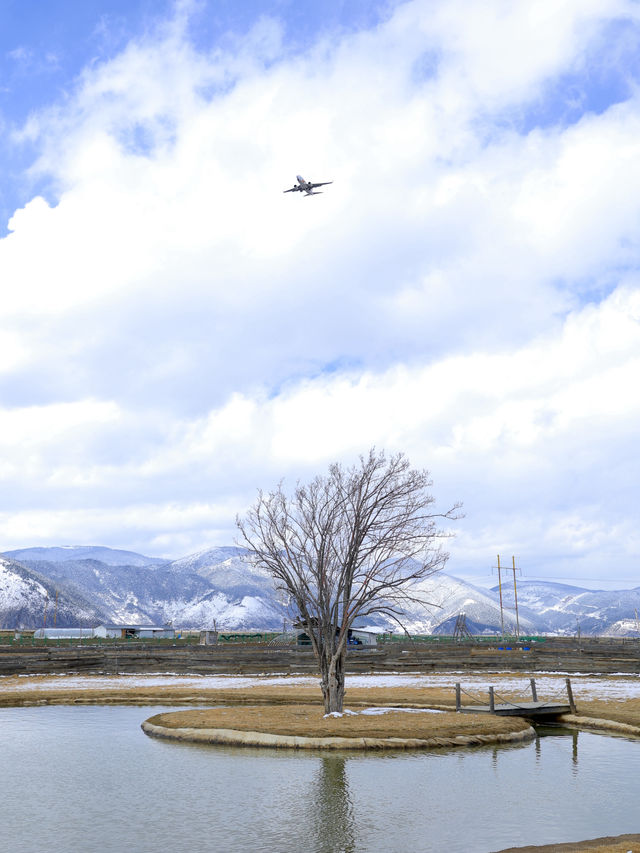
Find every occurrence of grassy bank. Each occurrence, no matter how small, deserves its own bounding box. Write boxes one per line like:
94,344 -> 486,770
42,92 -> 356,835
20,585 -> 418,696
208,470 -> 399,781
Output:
144,703 -> 531,740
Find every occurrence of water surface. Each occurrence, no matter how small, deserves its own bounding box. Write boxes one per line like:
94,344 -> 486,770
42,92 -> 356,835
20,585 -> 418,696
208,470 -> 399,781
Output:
1,705 -> 638,853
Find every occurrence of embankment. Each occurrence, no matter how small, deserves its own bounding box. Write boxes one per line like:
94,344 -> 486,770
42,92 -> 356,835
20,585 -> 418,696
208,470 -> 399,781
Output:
1,636 -> 639,677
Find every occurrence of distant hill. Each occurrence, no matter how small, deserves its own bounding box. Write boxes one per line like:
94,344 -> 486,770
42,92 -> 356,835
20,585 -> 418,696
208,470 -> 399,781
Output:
385,572 -> 536,635
1,544 -> 639,636
0,556 -> 108,629
496,579 -> 640,636
4,545 -> 166,567
1,545 -> 285,630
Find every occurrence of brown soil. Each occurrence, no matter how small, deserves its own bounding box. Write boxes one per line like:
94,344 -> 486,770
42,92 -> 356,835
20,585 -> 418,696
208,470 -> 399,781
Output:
495,833 -> 640,852
145,703 -> 530,739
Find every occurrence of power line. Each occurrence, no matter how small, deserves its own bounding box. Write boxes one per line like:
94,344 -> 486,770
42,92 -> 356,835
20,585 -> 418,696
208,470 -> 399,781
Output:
514,575 -> 636,584
475,573 -> 638,585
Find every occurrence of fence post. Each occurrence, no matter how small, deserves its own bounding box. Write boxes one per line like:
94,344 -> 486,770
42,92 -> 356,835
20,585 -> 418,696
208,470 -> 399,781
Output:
489,686 -> 495,712
565,678 -> 576,714
530,678 -> 538,702
455,683 -> 461,711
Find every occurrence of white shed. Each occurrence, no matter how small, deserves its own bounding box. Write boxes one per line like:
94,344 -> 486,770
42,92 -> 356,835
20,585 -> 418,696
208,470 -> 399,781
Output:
292,626 -> 378,647
33,627 -> 96,639
348,628 -> 378,647
93,624 -> 175,639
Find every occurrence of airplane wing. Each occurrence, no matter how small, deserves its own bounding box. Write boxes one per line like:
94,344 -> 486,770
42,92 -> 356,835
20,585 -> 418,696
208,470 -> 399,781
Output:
283,178 -> 332,194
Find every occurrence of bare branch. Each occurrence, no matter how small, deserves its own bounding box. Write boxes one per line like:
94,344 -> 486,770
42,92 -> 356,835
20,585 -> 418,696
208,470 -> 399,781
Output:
237,448 -> 461,713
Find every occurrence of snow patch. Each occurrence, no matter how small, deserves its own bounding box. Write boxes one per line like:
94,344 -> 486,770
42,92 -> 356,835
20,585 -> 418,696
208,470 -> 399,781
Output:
358,707 -> 443,715
323,710 -> 357,718
2,671 -> 639,700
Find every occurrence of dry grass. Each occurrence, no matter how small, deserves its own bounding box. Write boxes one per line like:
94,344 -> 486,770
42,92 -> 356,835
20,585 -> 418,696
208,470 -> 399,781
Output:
1,682 -> 639,731
0,682 -> 456,708
569,698 -> 640,728
145,703 -> 530,739
495,834 -> 640,852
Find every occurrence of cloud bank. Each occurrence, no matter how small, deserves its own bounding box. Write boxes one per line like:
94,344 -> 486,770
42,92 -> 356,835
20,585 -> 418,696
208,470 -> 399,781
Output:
1,0 -> 639,587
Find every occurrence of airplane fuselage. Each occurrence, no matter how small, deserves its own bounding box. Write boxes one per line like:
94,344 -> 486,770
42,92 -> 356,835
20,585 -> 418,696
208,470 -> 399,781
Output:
284,175 -> 333,195
296,175 -> 318,195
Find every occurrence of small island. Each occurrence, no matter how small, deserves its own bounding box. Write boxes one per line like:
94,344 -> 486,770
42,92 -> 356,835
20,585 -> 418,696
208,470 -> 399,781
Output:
142,703 -> 535,749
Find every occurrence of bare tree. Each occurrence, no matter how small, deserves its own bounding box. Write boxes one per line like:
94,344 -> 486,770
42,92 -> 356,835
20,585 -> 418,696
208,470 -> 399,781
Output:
237,449 -> 461,714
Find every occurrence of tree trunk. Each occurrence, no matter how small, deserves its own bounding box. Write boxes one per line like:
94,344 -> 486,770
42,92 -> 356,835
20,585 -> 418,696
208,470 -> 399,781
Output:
319,646 -> 346,713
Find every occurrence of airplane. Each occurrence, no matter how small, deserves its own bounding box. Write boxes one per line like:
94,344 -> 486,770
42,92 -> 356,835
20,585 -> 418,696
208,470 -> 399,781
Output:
283,175 -> 333,195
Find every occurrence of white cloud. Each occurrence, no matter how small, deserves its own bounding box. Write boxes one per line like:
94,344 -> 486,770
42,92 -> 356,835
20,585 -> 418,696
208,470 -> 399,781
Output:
1,284 -> 636,581
422,0 -> 624,104
0,0 -> 639,586
0,500 -> 236,558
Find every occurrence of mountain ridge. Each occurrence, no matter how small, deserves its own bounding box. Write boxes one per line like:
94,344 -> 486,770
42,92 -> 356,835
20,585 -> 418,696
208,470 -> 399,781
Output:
1,545 -> 639,636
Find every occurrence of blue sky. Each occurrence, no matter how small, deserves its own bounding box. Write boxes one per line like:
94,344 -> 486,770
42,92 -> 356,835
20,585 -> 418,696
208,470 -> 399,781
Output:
1,0 -> 639,589
0,1 -> 396,228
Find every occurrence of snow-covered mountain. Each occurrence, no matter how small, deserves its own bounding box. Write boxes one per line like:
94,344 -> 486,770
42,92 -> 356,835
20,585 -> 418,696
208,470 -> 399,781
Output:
162,547 -> 285,629
13,557 -> 218,626
0,546 -> 285,631
496,580 -> 640,636
4,545 -> 166,567
0,556 -> 108,628
1,545 -> 639,635
362,573 -> 537,635
166,546 -> 278,598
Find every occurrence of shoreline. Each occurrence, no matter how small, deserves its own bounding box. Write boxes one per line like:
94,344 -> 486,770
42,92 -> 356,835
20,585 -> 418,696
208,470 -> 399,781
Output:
142,720 -> 536,750
494,834 -> 640,852
141,717 -> 537,750
141,702 -> 535,749
1,672 -> 638,851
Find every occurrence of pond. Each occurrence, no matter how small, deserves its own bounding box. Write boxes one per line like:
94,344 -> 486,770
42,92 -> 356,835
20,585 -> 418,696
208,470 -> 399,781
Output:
1,705 -> 638,853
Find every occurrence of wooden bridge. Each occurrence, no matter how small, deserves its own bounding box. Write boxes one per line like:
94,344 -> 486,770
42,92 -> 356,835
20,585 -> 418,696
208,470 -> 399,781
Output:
455,678 -> 575,719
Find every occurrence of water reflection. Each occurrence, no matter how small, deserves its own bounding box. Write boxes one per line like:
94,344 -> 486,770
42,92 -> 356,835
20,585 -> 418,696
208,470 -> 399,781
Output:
535,725 -> 581,773
308,756 -> 356,853
491,744 -> 499,772
2,706 -> 640,853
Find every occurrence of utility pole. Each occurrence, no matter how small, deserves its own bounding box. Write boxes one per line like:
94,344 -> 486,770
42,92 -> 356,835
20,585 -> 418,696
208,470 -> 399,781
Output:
496,555 -> 505,637
511,556 -> 520,640
494,554 -> 521,638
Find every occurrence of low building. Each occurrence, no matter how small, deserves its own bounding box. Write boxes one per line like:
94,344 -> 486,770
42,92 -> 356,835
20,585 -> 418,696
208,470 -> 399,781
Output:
199,630 -> 219,645
93,624 -> 175,639
348,628 -> 378,646
32,627 -> 96,639
279,625 -> 378,647
0,629 -> 35,640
